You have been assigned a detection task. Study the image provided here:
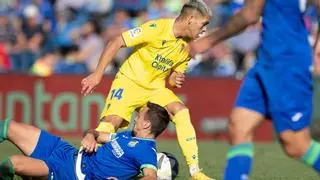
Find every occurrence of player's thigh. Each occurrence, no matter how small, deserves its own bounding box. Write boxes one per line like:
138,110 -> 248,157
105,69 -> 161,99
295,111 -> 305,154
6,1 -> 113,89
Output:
10,155 -> 49,177
148,88 -> 182,118
7,120 -> 41,156
149,88 -> 182,108
46,143 -> 78,180
31,132 -> 78,180
235,66 -> 268,117
261,65 -> 313,134
29,131 -> 74,165
100,75 -> 148,128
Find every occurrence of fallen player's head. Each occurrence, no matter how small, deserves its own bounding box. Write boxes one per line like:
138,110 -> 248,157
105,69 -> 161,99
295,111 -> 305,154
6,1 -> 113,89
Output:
177,0 -> 212,40
133,102 -> 170,138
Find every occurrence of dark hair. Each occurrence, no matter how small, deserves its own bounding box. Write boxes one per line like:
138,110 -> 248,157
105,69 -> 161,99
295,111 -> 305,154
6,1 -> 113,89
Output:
145,102 -> 170,138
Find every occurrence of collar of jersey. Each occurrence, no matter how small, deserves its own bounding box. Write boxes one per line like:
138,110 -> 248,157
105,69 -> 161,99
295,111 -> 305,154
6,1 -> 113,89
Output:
132,136 -> 156,142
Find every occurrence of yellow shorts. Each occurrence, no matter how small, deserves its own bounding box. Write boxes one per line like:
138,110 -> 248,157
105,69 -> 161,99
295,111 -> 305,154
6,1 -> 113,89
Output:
100,73 -> 181,128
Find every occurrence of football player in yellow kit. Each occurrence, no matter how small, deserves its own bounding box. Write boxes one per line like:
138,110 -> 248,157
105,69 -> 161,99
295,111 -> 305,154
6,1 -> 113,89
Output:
81,0 -> 213,179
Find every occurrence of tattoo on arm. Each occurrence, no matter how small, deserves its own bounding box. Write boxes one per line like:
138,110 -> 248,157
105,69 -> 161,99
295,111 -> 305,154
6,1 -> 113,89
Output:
208,0 -> 265,45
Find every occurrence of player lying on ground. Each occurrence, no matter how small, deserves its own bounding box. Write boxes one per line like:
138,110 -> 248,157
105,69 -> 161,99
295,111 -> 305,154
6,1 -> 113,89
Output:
190,0 -> 320,179
81,0 -> 213,179
0,102 -> 170,180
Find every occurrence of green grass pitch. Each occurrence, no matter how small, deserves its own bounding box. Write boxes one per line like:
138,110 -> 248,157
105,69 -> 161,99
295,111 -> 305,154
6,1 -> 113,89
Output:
0,140 -> 318,180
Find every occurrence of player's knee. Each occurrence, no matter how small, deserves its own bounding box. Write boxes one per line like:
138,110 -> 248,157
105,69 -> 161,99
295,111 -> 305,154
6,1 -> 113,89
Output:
166,102 -> 187,116
10,155 -> 24,174
282,143 -> 306,159
228,115 -> 253,145
280,130 -> 311,159
280,139 -> 310,159
7,119 -> 16,131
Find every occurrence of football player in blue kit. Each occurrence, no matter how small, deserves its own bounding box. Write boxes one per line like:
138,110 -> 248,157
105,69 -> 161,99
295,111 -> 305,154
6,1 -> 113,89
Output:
0,102 -> 170,180
190,0 -> 320,179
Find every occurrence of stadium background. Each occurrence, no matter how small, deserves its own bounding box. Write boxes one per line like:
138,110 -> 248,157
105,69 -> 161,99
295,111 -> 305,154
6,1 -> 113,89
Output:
1,0 -> 320,179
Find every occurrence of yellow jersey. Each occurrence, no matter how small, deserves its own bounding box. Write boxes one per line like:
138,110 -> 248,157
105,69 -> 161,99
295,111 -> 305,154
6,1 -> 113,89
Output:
120,18 -> 190,89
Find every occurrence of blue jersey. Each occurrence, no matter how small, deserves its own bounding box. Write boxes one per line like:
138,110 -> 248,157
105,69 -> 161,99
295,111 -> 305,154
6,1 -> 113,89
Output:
30,131 -> 157,180
235,0 -> 313,133
257,0 -> 313,66
83,131 -> 157,180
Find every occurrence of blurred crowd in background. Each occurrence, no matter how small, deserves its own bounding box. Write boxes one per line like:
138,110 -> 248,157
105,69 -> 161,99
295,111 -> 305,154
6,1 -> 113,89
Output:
0,0 -> 319,78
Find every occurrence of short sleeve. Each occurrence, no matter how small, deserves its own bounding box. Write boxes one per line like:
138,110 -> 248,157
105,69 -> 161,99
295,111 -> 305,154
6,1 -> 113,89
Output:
135,146 -> 157,171
122,20 -> 159,47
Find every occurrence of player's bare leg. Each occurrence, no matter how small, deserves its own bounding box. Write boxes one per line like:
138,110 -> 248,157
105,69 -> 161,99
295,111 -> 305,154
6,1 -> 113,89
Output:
279,128 -> 311,159
228,108 -> 264,145
0,119 -> 48,179
0,119 -> 40,155
279,128 -> 320,172
95,115 -> 126,133
9,155 -> 48,177
223,107 -> 264,180
166,102 -> 213,180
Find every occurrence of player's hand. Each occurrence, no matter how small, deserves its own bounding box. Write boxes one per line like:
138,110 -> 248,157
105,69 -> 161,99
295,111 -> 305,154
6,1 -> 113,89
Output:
81,133 -> 99,153
81,73 -> 102,96
169,71 -> 185,88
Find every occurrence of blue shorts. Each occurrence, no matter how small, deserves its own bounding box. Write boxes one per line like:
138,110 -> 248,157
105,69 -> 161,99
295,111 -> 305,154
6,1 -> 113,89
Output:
30,131 -> 78,180
235,63 -> 313,133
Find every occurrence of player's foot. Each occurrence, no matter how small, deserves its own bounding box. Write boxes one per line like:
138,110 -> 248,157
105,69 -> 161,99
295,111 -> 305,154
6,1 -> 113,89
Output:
191,171 -> 215,180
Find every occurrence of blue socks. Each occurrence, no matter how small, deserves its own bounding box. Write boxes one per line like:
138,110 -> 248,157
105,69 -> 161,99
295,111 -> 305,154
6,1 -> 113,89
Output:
301,140 -> 320,172
224,143 -> 253,180
224,141 -> 320,180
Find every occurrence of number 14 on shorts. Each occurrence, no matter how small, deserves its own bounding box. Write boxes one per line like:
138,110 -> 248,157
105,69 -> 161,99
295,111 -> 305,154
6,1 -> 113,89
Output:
110,88 -> 124,100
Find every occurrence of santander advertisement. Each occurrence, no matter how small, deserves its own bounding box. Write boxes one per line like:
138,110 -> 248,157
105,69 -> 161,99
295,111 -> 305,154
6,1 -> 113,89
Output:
0,75 -> 273,141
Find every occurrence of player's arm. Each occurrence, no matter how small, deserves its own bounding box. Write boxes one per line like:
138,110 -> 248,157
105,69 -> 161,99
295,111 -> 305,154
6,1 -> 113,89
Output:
139,168 -> 157,180
81,36 -> 125,95
94,20 -> 157,74
81,129 -> 115,152
81,21 -> 158,95
191,0 -> 265,53
94,36 -> 126,75
308,0 -> 320,48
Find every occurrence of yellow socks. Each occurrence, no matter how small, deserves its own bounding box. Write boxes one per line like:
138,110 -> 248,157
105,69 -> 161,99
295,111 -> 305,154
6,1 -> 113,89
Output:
172,108 -> 199,172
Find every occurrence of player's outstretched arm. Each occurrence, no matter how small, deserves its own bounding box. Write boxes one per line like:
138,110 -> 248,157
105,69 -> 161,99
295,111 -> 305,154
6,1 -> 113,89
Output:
139,168 -> 157,180
190,0 -> 265,54
93,36 -> 126,77
81,36 -> 125,96
308,0 -> 320,48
